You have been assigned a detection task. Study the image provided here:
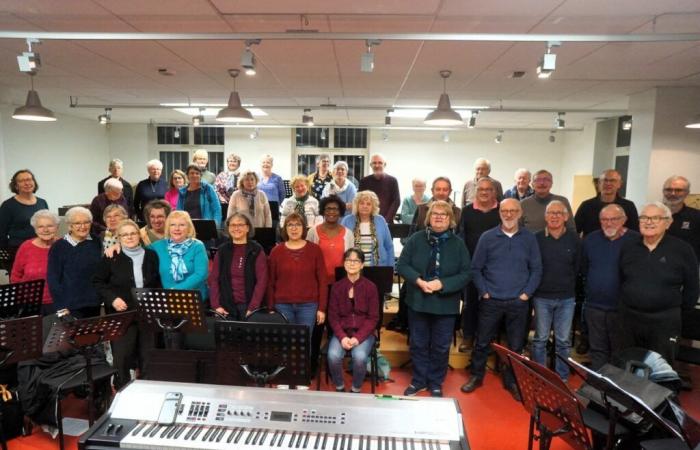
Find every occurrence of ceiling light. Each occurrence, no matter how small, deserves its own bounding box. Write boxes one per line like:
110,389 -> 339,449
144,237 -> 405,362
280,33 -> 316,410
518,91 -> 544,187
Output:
302,109 -> 314,126
494,130 -> 503,144
685,115 -> 700,129
468,110 -> 478,129
385,108 -> 393,126
537,41 -> 560,79
241,39 -> 260,76
12,74 -> 56,122
555,112 -> 565,129
621,119 -> 633,131
320,128 -> 326,140
250,128 -> 259,139
549,131 -> 556,143
173,127 -> 181,139
424,70 -> 463,126
216,69 -> 253,123
16,38 -> 41,73
442,132 -> 450,143
382,130 -> 389,142
361,39 -> 381,73
390,106 -> 489,119
98,107 -> 111,125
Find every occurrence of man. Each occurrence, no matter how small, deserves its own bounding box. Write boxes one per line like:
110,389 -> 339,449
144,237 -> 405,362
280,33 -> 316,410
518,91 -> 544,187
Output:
97,158 -> 134,212
532,201 -> 581,381
574,169 -> 639,237
520,169 -> 575,232
458,177 -> 500,351
662,175 -> 700,260
358,153 -> 400,223
503,168 -> 534,201
461,198 -> 542,399
618,202 -> 699,365
461,158 -> 504,207
581,204 -> 639,370
411,177 -> 461,234
192,149 -> 216,184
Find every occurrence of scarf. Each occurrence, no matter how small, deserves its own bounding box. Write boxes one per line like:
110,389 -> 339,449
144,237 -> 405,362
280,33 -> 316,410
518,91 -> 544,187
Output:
225,170 -> 239,194
294,194 -> 309,217
425,227 -> 451,279
167,238 -> 194,282
123,245 -> 146,288
353,216 -> 379,266
328,179 -> 349,195
242,190 -> 257,215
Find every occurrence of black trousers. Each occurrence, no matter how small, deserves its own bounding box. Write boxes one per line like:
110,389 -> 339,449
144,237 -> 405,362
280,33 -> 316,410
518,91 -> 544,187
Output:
616,306 -> 681,365
584,306 -> 620,371
460,282 -> 479,338
111,323 -> 157,390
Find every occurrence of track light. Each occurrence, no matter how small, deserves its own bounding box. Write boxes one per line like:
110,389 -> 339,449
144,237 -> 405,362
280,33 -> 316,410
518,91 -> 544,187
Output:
98,107 -> 111,125
249,128 -> 259,139
385,108 -> 393,126
361,39 -> 381,73
217,69 -> 254,122
549,131 -> 556,143
494,130 -> 503,144
537,42 -> 560,79
468,110 -> 478,129
442,132 -> 450,143
622,119 -> 633,131
302,109 -> 314,126
241,39 -> 260,76
424,70 -> 463,126
320,128 -> 326,140
13,73 -> 56,122
555,112 -> 565,129
16,38 -> 41,73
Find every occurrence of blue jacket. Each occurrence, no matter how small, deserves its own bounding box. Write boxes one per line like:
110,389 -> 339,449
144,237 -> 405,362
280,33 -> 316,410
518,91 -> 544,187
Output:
47,238 -> 102,311
150,239 -> 210,300
176,182 -> 221,227
471,225 -> 542,299
340,214 -> 395,267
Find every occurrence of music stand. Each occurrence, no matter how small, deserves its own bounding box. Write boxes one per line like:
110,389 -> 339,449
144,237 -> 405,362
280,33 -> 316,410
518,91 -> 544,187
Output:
268,201 -> 280,222
43,312 -> 136,427
214,320 -> 310,387
252,227 -> 277,254
388,223 -> 411,239
0,249 -> 12,276
0,280 -> 43,319
0,315 -> 42,450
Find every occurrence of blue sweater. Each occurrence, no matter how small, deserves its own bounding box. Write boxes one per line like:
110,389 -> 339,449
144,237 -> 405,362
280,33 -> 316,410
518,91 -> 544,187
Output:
340,214 -> 395,267
150,239 -> 210,300
47,238 -> 102,310
176,182 -> 222,227
257,173 -> 286,204
471,226 -> 542,299
582,229 -> 639,311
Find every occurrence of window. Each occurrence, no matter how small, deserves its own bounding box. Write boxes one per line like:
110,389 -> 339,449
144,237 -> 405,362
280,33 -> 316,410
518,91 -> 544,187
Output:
194,127 -> 225,146
296,128 -> 329,148
334,128 -> 367,149
157,126 -> 189,145
207,151 -> 225,175
294,128 -> 368,181
159,151 -> 190,178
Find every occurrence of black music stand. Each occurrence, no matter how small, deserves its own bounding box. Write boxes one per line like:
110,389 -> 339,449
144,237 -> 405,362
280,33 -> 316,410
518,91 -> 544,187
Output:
215,320 -> 311,387
0,315 -> 42,450
388,223 -> 411,239
43,312 -> 136,428
269,201 -> 280,222
0,280 -> 43,319
0,249 -> 12,276
132,288 -> 207,349
253,227 -> 277,254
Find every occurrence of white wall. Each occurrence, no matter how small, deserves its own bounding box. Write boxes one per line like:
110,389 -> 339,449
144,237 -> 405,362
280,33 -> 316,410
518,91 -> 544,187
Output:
591,119 -> 618,177
627,89 -> 657,207
0,106 -> 110,211
108,123 -> 152,184
560,123 -> 596,206
225,128 -> 294,176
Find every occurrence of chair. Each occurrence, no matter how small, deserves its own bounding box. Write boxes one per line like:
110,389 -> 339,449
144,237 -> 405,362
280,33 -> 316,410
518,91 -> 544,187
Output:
246,307 -> 289,324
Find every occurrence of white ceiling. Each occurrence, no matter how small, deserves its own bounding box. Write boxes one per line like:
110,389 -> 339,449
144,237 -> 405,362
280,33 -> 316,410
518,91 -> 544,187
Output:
1,0 -> 700,128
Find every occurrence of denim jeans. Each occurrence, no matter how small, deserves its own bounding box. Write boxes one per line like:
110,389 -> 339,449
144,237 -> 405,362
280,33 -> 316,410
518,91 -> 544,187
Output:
274,302 -> 318,338
407,308 -> 456,391
532,297 -> 575,381
327,335 -> 375,390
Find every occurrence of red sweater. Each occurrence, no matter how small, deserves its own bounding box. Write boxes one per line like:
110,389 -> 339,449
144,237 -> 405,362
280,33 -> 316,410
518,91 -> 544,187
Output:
267,242 -> 328,311
10,239 -> 53,304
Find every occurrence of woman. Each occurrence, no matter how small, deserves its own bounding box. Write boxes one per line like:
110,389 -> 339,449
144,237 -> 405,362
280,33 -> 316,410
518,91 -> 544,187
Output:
100,204 -> 129,250
280,176 -> 320,227
257,154 -> 286,206
209,212 -> 268,320
47,206 -> 102,318
321,161 -> 357,214
11,209 -> 60,315
133,159 -> 167,221
397,201 -> 471,397
307,195 -> 354,283
93,220 -> 160,389
227,170 -> 272,228
307,154 -> 332,199
0,170 -> 49,269
90,178 -> 130,234
327,249 -> 379,393
267,212 -> 327,335
165,169 -> 186,209
400,178 -> 429,224
177,164 -> 222,228
97,159 -> 134,212
215,153 -> 242,214
341,191 -> 395,267
139,199 -> 171,246
192,149 -> 216,185
150,210 -> 209,301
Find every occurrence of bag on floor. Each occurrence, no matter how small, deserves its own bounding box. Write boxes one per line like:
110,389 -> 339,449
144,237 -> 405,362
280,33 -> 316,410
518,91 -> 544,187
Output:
366,350 -> 393,382
0,385 -> 26,439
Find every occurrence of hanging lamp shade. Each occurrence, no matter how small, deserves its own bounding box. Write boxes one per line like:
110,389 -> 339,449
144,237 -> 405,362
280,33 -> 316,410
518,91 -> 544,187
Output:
424,93 -> 463,126
12,89 -> 56,122
216,91 -> 253,122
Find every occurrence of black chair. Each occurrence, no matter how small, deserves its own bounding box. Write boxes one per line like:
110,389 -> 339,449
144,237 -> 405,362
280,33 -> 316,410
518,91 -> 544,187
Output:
246,307 -> 288,324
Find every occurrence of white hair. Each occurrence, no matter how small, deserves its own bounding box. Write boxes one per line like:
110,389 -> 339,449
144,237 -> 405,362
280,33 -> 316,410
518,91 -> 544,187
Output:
108,159 -> 123,170
663,175 -> 690,191
30,209 -> 59,228
192,149 -> 209,161
545,200 -> 568,213
474,158 -> 491,169
600,204 -> 626,218
65,206 -> 93,224
146,159 -> 163,170
104,178 -> 124,192
641,201 -> 672,219
333,160 -> 348,172
514,168 -> 531,179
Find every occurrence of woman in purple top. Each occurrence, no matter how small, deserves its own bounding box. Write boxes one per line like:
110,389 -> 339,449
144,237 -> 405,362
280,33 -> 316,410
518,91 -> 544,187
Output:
208,211 -> 268,320
327,248 -> 380,393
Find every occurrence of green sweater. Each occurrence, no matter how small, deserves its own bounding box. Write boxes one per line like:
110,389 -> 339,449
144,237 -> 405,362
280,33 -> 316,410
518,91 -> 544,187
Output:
397,230 -> 471,315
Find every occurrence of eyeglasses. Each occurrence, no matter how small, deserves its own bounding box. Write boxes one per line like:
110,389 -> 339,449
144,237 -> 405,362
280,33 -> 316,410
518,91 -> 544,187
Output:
545,211 -> 566,216
229,223 -> 248,228
600,216 -> 624,223
500,209 -> 520,215
476,188 -> 494,192
344,259 -> 362,264
71,221 -> 91,227
431,212 -> 448,218
663,188 -> 687,194
324,207 -> 340,212
639,215 -> 669,223
601,178 -> 621,184
286,223 -> 303,229
533,177 -> 552,183
119,232 -> 140,238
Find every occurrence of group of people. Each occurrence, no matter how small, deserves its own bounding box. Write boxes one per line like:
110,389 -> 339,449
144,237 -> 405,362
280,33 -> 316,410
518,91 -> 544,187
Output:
1,150 -> 698,399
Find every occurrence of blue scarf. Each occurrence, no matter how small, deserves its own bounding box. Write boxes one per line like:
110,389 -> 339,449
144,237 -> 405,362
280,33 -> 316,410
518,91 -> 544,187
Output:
167,238 -> 194,282
425,227 -> 451,279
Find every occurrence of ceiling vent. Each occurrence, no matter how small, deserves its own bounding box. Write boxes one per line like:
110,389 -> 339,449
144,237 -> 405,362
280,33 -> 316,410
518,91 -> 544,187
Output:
510,71 -> 526,79
158,68 -> 176,76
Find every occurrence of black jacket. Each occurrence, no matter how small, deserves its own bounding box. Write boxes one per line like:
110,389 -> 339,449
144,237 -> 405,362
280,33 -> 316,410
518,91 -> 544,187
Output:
93,249 -> 161,314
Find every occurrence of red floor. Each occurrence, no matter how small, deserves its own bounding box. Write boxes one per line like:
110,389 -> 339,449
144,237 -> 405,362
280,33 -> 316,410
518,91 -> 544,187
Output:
8,363 -> 700,450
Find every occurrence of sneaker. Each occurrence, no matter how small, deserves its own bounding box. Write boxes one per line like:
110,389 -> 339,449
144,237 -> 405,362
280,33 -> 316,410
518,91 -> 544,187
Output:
295,385 -> 310,390
430,388 -> 443,398
350,387 -> 362,394
403,384 -> 426,396
335,386 -> 346,393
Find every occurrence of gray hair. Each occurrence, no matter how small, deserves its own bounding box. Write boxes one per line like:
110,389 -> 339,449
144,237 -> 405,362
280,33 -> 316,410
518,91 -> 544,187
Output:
103,204 -> 128,221
65,206 -> 92,224
192,149 -> 209,161
261,154 -> 274,164
641,201 -> 672,219
227,153 -> 241,163
317,153 -> 331,163
226,211 -> 255,239
146,159 -> 163,170
514,168 -> 531,179
104,178 -> 123,192
30,209 -> 59,228
545,200 -> 568,214
108,159 -> 123,171
663,175 -> 690,191
474,158 -> 491,170
333,160 -> 349,172
599,204 -> 626,218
